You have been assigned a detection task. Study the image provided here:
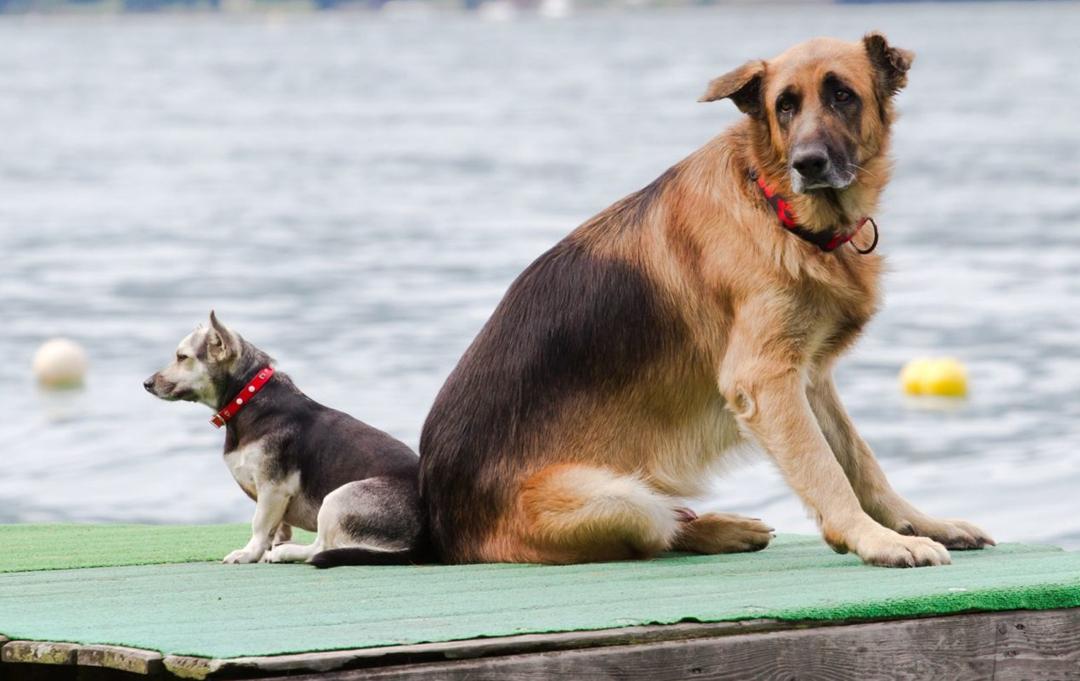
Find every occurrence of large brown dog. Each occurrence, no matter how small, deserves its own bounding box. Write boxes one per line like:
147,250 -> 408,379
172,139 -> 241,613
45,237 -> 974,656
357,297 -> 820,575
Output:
420,34 -> 994,568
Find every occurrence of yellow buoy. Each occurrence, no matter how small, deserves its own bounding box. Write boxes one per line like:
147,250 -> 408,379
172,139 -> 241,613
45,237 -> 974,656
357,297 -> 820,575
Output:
900,357 -> 968,398
899,358 -> 933,395
32,338 -> 88,389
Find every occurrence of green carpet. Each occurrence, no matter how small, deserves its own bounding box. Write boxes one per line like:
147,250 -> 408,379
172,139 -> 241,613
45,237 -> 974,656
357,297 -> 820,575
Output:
0,524 -> 314,573
1,527 -> 1078,659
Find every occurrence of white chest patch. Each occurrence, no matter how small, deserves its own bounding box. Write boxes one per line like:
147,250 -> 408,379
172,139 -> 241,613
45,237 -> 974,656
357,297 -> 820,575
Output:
224,440 -> 266,499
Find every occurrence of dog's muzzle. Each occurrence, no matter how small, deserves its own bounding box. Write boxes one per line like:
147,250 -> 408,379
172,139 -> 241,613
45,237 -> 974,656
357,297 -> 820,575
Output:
789,145 -> 853,193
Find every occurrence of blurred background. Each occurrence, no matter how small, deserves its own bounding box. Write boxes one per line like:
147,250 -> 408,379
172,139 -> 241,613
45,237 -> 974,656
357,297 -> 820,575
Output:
1,1 -> 1078,549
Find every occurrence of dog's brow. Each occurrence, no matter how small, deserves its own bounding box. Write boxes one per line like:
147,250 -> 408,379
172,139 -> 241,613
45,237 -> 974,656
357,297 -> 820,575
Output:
175,331 -> 200,356
193,335 -> 210,360
776,85 -> 800,102
823,72 -> 850,87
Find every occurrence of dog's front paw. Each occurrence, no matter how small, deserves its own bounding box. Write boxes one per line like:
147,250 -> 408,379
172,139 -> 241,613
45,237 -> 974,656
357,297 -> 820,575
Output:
223,548 -> 262,564
896,517 -> 995,551
852,528 -> 951,568
260,547 -> 286,563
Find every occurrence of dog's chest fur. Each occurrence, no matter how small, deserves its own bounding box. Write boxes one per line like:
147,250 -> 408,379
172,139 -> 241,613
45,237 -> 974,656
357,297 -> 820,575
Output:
223,438 -> 315,529
792,254 -> 882,362
223,440 -> 266,501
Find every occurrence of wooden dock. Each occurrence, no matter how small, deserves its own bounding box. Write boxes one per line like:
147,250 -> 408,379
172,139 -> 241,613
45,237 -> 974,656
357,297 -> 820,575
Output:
2,525 -> 1078,680
3,610 -> 1079,679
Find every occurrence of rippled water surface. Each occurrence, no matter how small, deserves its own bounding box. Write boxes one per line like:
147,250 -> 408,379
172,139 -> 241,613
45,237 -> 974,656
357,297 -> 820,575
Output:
2,3 -> 1079,549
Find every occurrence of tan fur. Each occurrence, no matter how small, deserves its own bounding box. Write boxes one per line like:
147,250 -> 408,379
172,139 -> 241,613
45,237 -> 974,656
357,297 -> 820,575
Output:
513,464 -> 678,564
672,513 -> 773,554
452,35 -> 992,567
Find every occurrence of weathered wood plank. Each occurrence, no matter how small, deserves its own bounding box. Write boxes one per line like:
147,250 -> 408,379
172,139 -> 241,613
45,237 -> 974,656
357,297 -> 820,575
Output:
992,609 -> 1080,681
76,646 -> 162,676
269,609 -> 1079,681
5,610 -> 1080,680
162,620 -> 789,679
160,657 -> 229,681
287,622 -> 994,681
1,642 -> 79,666
0,641 -> 78,681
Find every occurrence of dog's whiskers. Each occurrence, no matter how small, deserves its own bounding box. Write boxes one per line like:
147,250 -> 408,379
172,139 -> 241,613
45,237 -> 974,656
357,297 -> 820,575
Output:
849,163 -> 877,180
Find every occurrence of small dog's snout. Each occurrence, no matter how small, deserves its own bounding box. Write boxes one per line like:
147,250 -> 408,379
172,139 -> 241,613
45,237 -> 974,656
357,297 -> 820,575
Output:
143,377 -> 155,393
792,149 -> 830,180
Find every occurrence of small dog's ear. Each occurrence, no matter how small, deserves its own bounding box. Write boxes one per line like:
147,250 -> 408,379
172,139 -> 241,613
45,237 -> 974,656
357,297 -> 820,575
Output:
863,32 -> 914,97
207,310 -> 240,362
699,60 -> 766,119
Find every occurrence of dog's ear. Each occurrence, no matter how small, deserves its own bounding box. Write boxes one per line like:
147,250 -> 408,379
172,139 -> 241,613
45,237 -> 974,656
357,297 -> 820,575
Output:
863,32 -> 914,97
207,310 -> 241,362
699,60 -> 766,119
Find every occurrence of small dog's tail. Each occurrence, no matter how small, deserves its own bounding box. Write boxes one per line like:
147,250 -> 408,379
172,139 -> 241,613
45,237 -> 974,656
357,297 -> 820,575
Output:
309,546 -> 425,569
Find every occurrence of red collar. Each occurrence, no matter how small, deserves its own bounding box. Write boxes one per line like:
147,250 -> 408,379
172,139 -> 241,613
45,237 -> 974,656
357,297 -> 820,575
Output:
752,171 -> 878,254
210,366 -> 275,429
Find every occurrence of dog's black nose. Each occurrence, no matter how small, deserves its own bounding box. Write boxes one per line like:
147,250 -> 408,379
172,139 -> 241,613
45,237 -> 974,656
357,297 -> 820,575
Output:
792,149 -> 830,179
143,377 -> 155,393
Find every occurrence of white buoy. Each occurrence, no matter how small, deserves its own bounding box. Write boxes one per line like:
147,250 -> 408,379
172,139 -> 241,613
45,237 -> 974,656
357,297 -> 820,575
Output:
32,338 -> 88,389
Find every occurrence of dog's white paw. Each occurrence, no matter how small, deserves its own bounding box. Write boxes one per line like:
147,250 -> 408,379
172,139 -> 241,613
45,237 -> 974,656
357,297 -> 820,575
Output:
260,547 -> 286,563
223,548 -> 262,564
853,528 -> 951,568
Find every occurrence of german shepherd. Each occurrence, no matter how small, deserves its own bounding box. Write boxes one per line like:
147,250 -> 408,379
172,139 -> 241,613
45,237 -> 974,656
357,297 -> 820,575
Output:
420,34 -> 994,568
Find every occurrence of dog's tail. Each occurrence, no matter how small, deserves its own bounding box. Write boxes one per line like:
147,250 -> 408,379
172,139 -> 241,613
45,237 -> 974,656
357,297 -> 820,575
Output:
309,545 -> 428,569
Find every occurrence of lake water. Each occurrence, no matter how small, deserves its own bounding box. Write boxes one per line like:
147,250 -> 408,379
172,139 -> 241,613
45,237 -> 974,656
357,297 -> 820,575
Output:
2,2 -> 1078,550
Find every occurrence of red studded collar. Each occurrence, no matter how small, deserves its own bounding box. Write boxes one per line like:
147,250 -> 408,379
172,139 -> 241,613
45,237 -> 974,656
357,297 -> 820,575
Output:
210,366 -> 275,429
751,170 -> 878,254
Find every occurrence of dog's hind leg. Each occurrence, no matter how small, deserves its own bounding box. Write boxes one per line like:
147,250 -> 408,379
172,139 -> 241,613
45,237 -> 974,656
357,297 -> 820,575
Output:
671,512 -> 773,554
267,478 -> 420,564
306,478 -> 426,567
509,464 -> 681,564
323,479 -> 421,551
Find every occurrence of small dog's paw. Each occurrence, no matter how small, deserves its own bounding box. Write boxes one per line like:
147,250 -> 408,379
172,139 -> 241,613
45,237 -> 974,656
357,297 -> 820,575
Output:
223,548 -> 261,564
896,517 -> 995,551
260,547 -> 285,564
855,529 -> 951,568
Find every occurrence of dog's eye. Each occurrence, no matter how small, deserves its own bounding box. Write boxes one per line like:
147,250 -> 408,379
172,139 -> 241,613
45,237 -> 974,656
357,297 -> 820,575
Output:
834,89 -> 853,103
777,98 -> 796,114
176,353 -> 189,362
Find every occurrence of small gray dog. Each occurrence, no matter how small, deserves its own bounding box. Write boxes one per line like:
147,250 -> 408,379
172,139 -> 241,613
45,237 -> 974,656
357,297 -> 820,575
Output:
144,311 -> 426,567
